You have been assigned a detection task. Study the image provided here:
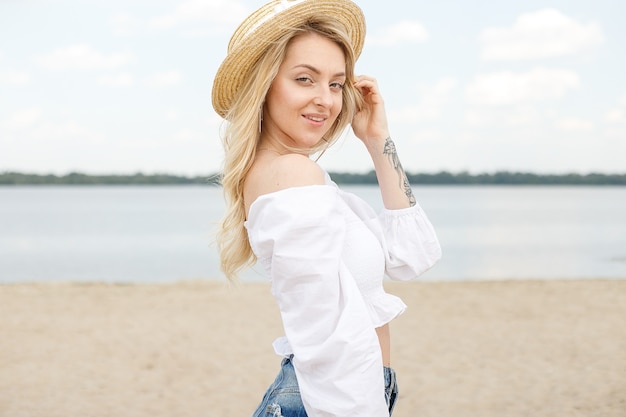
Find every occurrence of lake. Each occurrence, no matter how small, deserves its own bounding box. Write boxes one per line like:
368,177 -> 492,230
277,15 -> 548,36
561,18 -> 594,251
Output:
1,185 -> 624,283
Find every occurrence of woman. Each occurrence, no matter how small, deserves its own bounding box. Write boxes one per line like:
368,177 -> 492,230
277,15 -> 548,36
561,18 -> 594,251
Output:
212,1 -> 441,415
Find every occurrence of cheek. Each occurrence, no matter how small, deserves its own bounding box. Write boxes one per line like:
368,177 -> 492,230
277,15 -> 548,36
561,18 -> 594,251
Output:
268,83 -> 302,114
333,95 -> 344,117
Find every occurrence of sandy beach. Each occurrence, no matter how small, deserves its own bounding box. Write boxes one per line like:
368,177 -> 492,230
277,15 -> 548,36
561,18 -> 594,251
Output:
1,279 -> 625,417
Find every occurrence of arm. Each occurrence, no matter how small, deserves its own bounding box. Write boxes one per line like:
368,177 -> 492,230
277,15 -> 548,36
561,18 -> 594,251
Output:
351,76 -> 442,278
368,135 -> 416,208
351,76 -> 415,210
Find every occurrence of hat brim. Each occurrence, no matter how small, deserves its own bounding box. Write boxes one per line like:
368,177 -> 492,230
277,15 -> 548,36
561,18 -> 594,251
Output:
212,0 -> 366,118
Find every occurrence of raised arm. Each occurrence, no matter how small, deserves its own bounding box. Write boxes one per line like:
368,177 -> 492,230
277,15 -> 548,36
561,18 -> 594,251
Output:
352,76 -> 416,210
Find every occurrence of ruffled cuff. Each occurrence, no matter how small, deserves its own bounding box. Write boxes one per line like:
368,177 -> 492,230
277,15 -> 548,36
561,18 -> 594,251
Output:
362,288 -> 407,327
379,204 -> 442,281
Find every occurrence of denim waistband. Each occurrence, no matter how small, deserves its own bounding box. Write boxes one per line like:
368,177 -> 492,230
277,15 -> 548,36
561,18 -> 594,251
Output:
266,355 -> 398,416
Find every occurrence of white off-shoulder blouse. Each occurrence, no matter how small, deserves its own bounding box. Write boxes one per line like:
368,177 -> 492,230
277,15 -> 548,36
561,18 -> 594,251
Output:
244,172 -> 441,416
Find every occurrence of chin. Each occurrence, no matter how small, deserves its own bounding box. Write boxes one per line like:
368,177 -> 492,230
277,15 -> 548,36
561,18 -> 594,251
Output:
293,136 -> 325,149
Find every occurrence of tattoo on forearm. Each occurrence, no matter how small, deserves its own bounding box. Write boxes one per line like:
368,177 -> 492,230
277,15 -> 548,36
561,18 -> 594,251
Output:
383,137 -> 416,206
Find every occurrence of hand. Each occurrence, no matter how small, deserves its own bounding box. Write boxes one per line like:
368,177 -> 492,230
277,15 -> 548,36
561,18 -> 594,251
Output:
351,75 -> 390,145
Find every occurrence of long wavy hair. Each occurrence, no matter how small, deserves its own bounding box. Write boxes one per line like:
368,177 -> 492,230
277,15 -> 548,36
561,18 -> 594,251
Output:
217,17 -> 364,281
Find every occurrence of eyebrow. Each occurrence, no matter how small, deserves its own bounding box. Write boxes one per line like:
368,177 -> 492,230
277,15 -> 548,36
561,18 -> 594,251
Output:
292,64 -> 345,78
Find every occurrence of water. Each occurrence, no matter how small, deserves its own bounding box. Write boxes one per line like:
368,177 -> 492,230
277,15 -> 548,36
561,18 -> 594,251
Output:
0,185 -> 624,283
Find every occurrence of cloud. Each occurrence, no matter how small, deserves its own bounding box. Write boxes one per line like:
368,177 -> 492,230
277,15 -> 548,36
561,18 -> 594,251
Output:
144,71 -> 182,87
97,73 -> 134,87
505,106 -> 542,127
0,70 -> 30,85
465,105 -> 542,128
409,128 -> 443,143
110,13 -> 140,37
480,9 -> 604,61
111,1 -> 247,37
367,21 -> 429,46
31,120 -> 107,144
149,0 -> 248,30
1,108 -> 42,131
171,128 -> 206,144
389,77 -> 458,123
605,109 -> 625,123
464,109 -> 491,128
604,93 -> 626,124
167,110 -> 180,122
466,68 -> 580,106
36,44 -> 133,71
555,117 -> 594,131
1,109 -> 107,146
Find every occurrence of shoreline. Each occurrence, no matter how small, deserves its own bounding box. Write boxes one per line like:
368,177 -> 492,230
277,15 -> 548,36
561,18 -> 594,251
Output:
3,170 -> 626,186
1,279 -> 625,417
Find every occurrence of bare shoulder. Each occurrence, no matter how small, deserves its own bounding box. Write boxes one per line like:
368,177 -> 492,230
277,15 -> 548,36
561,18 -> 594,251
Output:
270,154 -> 325,190
244,154 -> 325,214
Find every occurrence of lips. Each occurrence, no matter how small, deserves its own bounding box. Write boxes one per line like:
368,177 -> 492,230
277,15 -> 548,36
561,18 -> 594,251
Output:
303,114 -> 328,124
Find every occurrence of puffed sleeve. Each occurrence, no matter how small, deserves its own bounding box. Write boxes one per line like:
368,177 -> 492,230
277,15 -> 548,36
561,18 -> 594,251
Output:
379,204 -> 442,281
245,185 -> 389,417
336,189 -> 442,282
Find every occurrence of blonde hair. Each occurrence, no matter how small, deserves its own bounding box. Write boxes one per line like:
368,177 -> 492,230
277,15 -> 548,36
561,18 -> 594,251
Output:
217,17 -> 363,281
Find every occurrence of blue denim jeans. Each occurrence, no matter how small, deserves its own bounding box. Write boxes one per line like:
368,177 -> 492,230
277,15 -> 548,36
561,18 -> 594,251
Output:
252,355 -> 399,417
384,365 -> 399,415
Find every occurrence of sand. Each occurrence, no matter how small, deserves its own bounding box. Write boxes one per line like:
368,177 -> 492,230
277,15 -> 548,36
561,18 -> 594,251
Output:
0,279 -> 625,417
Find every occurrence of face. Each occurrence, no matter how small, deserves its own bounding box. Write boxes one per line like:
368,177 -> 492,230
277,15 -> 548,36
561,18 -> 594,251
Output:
262,32 -> 346,152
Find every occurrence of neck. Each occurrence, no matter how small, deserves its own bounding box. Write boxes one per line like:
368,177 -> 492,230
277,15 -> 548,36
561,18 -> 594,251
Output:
257,147 -> 285,156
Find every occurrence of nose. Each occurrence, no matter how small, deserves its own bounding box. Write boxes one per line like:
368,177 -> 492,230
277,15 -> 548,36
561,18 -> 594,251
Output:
313,85 -> 333,108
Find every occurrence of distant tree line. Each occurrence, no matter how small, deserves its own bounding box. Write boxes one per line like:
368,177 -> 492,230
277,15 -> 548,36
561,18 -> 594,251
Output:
1,171 -> 625,186
0,172 -> 221,186
331,171 -> 626,186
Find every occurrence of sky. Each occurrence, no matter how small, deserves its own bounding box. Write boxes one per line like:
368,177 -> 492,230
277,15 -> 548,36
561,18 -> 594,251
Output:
1,0 -> 625,175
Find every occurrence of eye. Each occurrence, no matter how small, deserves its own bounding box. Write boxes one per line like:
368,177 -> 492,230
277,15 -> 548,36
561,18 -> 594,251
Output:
296,77 -> 313,84
330,81 -> 345,90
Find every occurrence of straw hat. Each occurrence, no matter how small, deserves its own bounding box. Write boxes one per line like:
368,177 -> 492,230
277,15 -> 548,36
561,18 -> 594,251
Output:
211,0 -> 366,118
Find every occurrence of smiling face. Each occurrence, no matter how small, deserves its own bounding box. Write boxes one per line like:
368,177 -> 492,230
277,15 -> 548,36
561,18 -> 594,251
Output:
262,32 -> 346,153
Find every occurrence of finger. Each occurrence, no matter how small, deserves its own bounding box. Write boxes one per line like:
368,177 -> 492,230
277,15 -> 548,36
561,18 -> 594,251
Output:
354,77 -> 380,93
